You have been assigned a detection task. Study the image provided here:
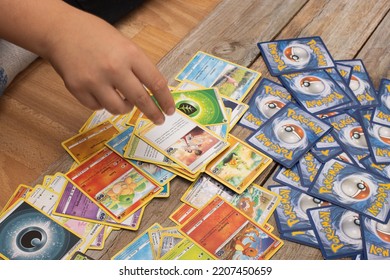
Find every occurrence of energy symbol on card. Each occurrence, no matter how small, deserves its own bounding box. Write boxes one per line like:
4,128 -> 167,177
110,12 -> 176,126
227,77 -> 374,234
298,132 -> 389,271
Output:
283,44 -> 311,66
16,226 -> 48,252
176,100 -> 200,117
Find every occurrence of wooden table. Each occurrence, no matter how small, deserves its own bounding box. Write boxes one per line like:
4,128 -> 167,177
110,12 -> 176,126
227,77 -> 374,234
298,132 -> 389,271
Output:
30,0 -> 390,260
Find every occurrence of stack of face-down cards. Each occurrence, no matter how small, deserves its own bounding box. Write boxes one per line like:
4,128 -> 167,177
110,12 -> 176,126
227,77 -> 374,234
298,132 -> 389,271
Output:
241,36 -> 389,259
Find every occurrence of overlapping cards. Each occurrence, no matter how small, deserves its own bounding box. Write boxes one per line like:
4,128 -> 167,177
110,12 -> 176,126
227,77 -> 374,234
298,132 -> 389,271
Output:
0,51 -> 280,260
247,36 -> 390,260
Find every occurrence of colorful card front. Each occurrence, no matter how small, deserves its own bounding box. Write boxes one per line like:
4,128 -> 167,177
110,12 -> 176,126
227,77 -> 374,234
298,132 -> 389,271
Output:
54,181 -> 144,230
66,147 -> 161,222
239,78 -> 292,130
111,223 -> 161,260
176,51 -> 261,101
307,205 -> 363,259
361,217 -> 390,260
221,95 -> 249,130
309,159 -> 390,223
171,88 -> 228,125
106,125 -> 176,187
160,238 -> 214,260
206,134 -> 272,193
136,111 -> 229,174
278,69 -> 352,114
62,120 -> 119,163
258,36 -> 335,76
170,203 -> 198,226
337,59 -> 378,107
372,79 -> 390,127
269,185 -> 329,233
0,200 -> 82,260
247,102 -> 332,168
180,195 -> 283,260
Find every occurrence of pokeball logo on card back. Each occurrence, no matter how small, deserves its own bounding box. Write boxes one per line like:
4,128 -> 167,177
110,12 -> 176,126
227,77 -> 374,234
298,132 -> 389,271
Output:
348,127 -> 368,148
340,212 -> 361,240
349,75 -> 365,96
256,97 -> 286,119
276,123 -> 305,145
340,175 -> 371,201
378,126 -> 390,145
283,44 -> 311,66
298,195 -> 329,214
376,220 -> 390,243
299,76 -> 328,95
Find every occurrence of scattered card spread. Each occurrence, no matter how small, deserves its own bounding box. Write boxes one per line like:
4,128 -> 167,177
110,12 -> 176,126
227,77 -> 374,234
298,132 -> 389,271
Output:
3,36 -> 390,260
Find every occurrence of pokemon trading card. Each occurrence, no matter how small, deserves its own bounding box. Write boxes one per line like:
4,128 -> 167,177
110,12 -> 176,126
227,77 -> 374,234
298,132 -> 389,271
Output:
359,156 -> 390,179
315,132 -> 339,150
148,226 -> 182,259
66,147 -> 161,223
106,125 -> 176,187
79,108 -> 114,133
280,229 -> 319,249
278,69 -> 353,114
53,180 -> 144,230
160,238 -> 214,260
247,102 -> 332,168
269,185 -> 329,233
158,233 -> 184,259
175,51 -> 261,101
337,59 -> 378,108
230,184 -> 281,226
111,223 -> 161,260
307,205 -> 363,259
361,216 -> 390,260
221,95 -> 249,130
335,62 -> 353,84
62,120 -> 119,163
0,199 -> 82,260
310,145 -> 343,163
325,67 -> 359,110
297,151 -> 322,188
171,88 -> 228,126
372,79 -> 390,127
124,119 -> 176,167
258,36 -> 335,76
309,159 -> 390,223
1,184 -> 32,213
327,113 -> 370,167
180,195 -> 283,260
181,173 -> 236,209
136,111 -> 229,174
360,109 -> 390,164
273,165 -> 305,192
169,203 -> 198,226
206,134 -> 272,194
239,78 -> 292,130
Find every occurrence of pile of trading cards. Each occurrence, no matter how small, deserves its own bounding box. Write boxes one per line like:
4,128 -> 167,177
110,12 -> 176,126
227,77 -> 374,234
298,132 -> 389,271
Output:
1,37 -> 389,260
239,36 -> 390,260
0,51 -> 284,260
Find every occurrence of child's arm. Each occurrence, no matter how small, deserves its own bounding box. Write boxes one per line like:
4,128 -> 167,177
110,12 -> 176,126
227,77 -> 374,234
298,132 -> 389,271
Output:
0,0 -> 175,124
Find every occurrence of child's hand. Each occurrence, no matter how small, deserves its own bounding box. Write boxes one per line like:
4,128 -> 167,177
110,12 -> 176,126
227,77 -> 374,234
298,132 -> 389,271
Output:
46,13 -> 175,124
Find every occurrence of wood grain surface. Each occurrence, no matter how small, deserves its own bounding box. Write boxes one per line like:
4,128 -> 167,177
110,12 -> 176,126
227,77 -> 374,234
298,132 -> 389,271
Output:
0,0 -> 389,260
